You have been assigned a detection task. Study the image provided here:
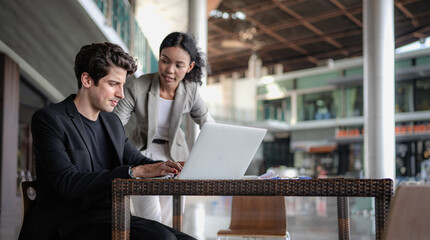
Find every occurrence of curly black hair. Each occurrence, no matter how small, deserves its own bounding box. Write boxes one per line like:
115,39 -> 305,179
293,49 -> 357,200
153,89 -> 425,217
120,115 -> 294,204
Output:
74,42 -> 137,89
159,32 -> 206,85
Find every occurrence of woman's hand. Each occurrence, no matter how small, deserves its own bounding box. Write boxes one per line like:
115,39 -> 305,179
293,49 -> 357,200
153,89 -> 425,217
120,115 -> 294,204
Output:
131,160 -> 182,178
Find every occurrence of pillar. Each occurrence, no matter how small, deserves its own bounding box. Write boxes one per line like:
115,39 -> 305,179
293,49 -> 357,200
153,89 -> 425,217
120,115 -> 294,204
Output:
186,0 -> 208,149
363,0 -> 395,179
0,53 -> 20,214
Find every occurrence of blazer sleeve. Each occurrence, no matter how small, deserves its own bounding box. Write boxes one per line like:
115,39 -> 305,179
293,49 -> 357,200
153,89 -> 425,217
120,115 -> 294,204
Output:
31,109 -> 142,199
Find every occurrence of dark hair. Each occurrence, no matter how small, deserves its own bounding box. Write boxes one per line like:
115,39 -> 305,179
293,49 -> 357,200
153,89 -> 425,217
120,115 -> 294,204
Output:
74,42 -> 137,88
159,32 -> 206,85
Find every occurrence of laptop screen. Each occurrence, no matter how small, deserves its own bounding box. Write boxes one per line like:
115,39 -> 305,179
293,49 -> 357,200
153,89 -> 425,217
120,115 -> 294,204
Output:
177,122 -> 267,180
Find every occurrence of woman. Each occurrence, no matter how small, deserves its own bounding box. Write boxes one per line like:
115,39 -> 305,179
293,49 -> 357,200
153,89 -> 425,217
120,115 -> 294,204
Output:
114,32 -> 214,226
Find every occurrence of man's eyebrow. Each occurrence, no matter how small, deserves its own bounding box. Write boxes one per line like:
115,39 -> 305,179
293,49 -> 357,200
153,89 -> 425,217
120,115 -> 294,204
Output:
108,79 -> 123,84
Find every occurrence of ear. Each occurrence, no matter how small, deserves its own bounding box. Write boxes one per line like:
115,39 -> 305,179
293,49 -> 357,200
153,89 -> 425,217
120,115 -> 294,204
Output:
81,72 -> 93,88
187,61 -> 195,73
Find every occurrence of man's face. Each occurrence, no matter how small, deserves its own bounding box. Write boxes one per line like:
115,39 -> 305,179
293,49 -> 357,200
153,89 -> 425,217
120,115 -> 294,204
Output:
88,65 -> 127,113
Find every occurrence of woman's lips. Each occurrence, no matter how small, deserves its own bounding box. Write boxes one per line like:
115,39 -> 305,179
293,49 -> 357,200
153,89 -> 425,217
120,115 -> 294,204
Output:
163,74 -> 174,82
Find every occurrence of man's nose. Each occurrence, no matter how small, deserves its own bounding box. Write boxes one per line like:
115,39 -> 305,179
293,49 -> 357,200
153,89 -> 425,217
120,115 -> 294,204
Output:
116,85 -> 124,99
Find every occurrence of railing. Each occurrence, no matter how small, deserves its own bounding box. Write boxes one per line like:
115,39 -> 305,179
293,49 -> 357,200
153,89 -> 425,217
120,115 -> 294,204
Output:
93,0 -> 157,74
112,0 -> 130,48
133,20 -> 149,73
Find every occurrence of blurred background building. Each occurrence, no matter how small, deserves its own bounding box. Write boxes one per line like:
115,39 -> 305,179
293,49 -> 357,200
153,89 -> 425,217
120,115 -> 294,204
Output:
203,0 -> 430,182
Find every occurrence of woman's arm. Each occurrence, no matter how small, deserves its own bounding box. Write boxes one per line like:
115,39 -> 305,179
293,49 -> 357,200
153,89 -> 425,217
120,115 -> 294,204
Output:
189,86 -> 215,127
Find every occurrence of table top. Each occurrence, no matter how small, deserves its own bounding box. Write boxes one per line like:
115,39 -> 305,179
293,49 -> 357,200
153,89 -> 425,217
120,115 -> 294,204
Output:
112,178 -> 393,197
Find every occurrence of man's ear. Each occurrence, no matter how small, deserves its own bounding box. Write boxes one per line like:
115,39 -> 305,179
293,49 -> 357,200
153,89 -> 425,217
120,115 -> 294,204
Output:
81,72 -> 92,88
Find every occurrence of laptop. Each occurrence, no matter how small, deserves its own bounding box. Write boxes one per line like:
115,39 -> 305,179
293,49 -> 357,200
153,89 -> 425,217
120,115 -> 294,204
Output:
176,122 -> 267,180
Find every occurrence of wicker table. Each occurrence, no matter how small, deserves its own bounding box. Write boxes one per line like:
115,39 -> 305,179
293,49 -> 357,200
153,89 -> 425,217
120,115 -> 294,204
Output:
112,178 -> 393,240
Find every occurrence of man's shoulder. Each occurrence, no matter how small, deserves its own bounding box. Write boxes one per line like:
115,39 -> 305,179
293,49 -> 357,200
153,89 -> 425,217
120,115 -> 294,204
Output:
100,111 -> 122,125
34,100 -> 65,116
32,96 -> 73,121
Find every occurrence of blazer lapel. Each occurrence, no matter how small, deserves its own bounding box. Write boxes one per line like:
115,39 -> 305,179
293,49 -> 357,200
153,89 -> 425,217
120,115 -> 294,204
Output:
65,95 -> 94,171
169,81 -> 186,145
147,74 -> 159,142
99,113 -> 122,164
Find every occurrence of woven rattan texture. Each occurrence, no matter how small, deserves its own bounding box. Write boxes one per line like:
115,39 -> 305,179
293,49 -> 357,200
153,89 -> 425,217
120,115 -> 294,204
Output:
112,178 -> 393,240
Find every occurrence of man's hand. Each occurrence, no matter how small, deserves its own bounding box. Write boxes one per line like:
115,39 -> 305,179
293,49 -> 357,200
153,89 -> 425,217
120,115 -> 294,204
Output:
131,160 -> 182,178
177,161 -> 185,167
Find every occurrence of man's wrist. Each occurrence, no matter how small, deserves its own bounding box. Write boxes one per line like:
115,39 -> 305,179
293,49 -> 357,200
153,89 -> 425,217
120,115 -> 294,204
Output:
128,166 -> 136,179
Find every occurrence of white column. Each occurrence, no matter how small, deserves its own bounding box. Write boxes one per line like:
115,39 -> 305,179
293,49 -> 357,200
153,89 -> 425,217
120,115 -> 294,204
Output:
188,0 -> 208,76
291,92 -> 297,125
363,0 -> 395,179
248,53 -> 257,78
186,0 -> 208,149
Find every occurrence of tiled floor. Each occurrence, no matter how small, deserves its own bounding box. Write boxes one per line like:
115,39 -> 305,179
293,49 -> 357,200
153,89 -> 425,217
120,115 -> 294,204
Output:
1,195 -> 375,240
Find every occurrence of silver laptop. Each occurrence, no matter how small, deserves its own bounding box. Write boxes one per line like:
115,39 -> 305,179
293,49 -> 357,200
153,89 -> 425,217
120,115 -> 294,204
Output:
177,122 -> 267,180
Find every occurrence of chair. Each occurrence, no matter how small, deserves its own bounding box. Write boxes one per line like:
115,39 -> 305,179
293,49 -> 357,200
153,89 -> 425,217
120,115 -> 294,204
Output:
20,181 -> 36,225
217,196 -> 290,240
383,185 -> 430,240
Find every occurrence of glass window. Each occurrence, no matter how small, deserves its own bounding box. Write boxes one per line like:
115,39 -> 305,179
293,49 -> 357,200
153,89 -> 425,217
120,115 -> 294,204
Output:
263,137 -> 294,169
296,72 -> 340,89
257,79 -> 294,97
344,67 -> 363,77
333,89 -> 342,118
395,80 -> 414,113
415,78 -> 430,111
395,59 -> 412,69
257,86 -> 267,95
260,98 -> 291,123
416,56 -> 430,65
345,86 -> 363,117
297,91 -> 336,121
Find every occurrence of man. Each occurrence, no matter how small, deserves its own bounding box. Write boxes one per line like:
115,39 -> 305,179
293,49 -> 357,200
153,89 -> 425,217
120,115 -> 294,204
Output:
18,42 -> 195,240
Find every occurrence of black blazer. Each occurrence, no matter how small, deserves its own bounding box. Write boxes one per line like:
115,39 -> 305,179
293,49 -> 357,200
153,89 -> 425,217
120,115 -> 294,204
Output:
19,95 -> 155,240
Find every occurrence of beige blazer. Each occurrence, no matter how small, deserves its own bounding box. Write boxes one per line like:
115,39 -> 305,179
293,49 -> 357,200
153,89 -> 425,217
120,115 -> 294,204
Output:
114,73 -> 214,161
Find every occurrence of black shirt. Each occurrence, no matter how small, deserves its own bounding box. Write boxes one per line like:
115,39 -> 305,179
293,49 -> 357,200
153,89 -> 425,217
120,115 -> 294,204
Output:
80,114 -> 116,171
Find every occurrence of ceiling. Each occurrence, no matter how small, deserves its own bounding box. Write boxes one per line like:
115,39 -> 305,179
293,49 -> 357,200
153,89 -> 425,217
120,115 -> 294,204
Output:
207,0 -> 430,77
1,0 -> 429,103
0,0 -> 107,102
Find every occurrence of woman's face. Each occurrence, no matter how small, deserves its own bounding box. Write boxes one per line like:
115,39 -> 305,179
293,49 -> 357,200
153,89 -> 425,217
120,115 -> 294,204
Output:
158,46 -> 195,90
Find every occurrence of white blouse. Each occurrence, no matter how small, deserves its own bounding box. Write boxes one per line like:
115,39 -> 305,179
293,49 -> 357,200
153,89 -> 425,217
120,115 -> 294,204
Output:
154,97 -> 173,140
